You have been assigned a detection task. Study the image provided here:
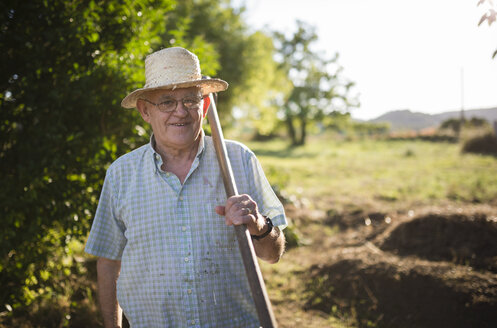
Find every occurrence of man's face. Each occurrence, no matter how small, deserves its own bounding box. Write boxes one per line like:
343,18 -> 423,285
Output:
137,87 -> 204,153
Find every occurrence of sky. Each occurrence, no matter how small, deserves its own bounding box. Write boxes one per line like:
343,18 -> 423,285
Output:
236,0 -> 497,120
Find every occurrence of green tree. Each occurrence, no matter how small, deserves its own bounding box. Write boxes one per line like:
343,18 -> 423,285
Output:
0,0 -> 199,321
231,31 -> 292,138
439,117 -> 491,137
163,0 -> 287,132
439,118 -> 465,135
274,20 -> 358,145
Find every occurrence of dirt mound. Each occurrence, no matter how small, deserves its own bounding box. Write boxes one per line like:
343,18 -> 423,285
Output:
305,250 -> 497,328
379,213 -> 497,273
274,202 -> 497,327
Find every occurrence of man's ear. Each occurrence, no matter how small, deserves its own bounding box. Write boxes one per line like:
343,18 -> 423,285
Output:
136,99 -> 151,123
202,95 -> 211,118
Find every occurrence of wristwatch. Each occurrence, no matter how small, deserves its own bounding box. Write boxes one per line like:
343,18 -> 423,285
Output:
251,217 -> 273,240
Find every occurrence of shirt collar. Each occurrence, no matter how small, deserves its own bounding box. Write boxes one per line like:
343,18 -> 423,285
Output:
149,131 -> 206,173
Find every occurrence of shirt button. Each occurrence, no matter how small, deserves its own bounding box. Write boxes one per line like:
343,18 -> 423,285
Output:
179,196 -> 184,201
184,257 -> 189,262
187,289 -> 192,294
182,226 -> 187,232
190,320 -> 196,325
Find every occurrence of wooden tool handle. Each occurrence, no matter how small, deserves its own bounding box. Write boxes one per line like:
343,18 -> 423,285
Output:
207,94 -> 278,328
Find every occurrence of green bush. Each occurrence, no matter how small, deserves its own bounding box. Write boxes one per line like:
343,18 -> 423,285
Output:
283,224 -> 304,250
461,133 -> 497,156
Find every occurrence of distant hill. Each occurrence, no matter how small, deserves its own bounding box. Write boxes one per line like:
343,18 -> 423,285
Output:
368,107 -> 497,131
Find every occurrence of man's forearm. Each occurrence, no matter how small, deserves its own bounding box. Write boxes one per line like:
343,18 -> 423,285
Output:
97,257 -> 122,328
253,226 -> 285,263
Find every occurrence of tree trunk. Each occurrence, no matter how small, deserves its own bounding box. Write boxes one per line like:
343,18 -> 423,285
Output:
286,115 -> 297,145
298,117 -> 307,145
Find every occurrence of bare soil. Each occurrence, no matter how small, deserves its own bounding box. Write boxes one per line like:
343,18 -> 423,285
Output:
267,201 -> 497,328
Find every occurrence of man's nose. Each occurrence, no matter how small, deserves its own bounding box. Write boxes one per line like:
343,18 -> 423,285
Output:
173,101 -> 189,116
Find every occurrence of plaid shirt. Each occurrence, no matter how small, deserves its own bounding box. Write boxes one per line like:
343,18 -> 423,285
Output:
85,133 -> 286,328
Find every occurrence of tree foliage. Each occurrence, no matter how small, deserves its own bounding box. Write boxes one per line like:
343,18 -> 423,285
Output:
163,0 -> 280,123
230,31 -> 292,137
439,117 -> 492,136
274,21 -> 359,145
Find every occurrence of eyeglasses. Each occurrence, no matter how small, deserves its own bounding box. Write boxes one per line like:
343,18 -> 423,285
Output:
140,96 -> 203,113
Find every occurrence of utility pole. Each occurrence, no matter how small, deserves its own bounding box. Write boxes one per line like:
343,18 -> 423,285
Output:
460,67 -> 465,121
457,67 -> 465,139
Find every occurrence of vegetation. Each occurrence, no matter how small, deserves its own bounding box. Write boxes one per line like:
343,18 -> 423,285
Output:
164,0 -> 284,122
248,136 -> 497,206
325,112 -> 390,137
273,21 -> 358,145
438,116 -> 493,138
462,132 -> 497,156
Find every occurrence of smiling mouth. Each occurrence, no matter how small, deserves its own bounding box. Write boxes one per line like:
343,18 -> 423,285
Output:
171,123 -> 188,126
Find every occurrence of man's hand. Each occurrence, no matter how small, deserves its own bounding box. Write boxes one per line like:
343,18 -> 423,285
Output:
215,194 -> 266,236
215,194 -> 285,263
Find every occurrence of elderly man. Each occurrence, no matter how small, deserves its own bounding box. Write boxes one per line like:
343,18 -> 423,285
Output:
85,47 -> 286,328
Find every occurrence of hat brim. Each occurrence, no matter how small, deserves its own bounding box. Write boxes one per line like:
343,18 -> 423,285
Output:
121,78 -> 228,108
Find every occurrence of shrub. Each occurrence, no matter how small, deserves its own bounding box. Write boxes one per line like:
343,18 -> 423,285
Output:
462,132 -> 497,156
283,224 -> 304,249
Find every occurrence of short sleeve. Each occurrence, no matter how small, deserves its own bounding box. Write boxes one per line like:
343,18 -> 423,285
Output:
85,167 -> 127,260
246,152 -> 287,230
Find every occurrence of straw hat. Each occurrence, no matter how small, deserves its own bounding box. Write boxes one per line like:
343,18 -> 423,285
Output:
121,47 -> 228,108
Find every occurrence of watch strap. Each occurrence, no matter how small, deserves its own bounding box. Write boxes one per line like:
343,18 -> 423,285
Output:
251,217 -> 273,240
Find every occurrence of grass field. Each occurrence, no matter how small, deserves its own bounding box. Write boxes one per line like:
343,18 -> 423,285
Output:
246,136 -> 497,209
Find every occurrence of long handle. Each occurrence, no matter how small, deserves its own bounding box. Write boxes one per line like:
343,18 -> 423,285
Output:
207,94 -> 278,328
